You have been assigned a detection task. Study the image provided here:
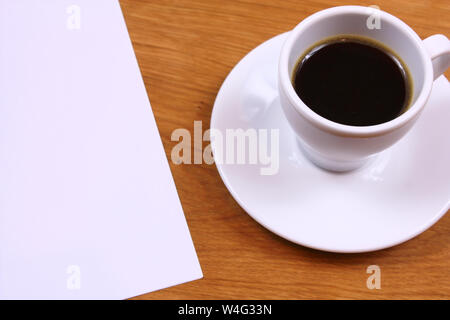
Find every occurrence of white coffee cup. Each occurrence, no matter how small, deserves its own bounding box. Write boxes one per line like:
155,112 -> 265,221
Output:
278,6 -> 450,171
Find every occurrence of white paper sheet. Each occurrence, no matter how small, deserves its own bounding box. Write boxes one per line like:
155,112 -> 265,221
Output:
0,0 -> 202,299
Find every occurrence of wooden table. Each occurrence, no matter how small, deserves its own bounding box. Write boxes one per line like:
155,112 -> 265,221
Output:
119,0 -> 450,299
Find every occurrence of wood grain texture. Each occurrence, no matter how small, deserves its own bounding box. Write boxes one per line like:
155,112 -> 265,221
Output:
118,0 -> 450,299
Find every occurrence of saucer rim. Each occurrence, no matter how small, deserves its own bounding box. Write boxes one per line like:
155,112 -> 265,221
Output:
210,32 -> 449,253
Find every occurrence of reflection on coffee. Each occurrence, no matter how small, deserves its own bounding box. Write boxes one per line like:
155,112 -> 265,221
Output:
292,35 -> 412,126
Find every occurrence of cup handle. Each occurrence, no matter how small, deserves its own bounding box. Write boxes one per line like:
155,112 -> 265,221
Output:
423,34 -> 450,81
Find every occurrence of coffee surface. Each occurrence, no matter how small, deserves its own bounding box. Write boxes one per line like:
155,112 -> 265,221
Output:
293,37 -> 411,126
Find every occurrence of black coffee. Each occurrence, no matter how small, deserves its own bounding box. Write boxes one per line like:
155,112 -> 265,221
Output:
292,36 -> 412,126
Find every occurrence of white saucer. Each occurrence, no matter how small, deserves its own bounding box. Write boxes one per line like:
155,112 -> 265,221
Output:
210,33 -> 450,253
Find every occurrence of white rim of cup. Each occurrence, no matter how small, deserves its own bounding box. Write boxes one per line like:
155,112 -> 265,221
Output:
279,5 -> 434,137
